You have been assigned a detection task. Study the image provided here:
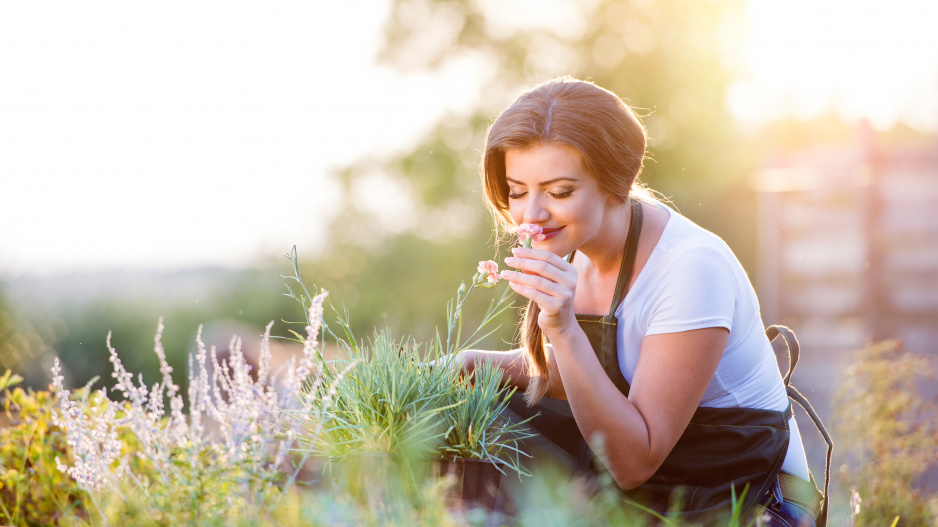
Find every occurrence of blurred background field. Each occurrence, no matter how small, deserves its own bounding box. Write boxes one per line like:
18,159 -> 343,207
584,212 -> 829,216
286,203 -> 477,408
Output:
2,0 -> 938,522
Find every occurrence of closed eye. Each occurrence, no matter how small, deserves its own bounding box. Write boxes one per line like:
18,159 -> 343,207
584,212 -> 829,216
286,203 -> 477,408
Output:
508,189 -> 573,200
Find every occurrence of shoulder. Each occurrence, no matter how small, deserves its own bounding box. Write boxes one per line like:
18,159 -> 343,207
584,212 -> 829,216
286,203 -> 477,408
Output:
648,204 -> 740,276
626,205 -> 744,332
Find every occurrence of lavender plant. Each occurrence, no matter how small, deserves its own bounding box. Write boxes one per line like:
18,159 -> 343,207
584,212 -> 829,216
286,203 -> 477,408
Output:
49,296 -> 332,525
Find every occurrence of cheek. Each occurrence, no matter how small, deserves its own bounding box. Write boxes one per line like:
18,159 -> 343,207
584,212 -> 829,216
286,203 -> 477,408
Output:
508,202 -> 524,225
563,200 -> 595,228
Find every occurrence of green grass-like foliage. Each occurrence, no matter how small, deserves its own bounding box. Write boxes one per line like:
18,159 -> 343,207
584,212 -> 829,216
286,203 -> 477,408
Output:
306,333 -> 532,472
441,359 -> 531,468
281,247 -> 533,477
309,330 -> 462,460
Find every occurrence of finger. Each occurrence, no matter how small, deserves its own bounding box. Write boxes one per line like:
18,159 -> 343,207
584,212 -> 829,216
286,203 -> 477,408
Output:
504,257 -> 575,289
510,246 -> 573,267
501,270 -> 569,301
508,247 -> 575,278
508,280 -> 564,312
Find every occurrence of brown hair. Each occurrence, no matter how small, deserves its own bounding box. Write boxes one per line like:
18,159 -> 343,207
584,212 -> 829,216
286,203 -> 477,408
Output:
481,76 -> 648,405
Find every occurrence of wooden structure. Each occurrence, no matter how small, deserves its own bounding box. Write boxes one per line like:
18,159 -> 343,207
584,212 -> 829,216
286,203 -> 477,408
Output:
751,123 -> 938,487
753,123 -> 938,358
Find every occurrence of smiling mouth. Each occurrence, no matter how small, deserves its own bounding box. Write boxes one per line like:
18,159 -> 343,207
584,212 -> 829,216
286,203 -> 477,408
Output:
540,227 -> 564,239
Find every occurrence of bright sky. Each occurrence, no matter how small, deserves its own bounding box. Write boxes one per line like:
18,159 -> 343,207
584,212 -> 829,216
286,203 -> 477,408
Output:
0,1 -> 484,276
2,0 -> 937,276
729,0 -> 938,130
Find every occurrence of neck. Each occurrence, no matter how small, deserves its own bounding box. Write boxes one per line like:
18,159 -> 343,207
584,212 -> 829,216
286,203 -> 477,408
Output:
578,198 -> 634,276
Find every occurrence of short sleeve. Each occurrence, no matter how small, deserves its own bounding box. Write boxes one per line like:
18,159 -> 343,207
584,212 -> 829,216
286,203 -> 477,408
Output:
644,245 -> 737,336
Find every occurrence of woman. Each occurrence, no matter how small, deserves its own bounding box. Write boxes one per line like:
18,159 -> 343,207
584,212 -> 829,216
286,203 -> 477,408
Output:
456,77 -> 827,525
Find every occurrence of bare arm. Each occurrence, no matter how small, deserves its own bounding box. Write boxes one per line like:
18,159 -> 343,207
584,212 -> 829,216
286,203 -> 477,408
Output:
501,246 -> 727,489
457,345 -> 567,399
551,326 -> 726,489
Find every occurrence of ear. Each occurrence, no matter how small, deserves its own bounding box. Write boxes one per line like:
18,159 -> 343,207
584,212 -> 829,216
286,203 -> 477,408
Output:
606,192 -> 628,207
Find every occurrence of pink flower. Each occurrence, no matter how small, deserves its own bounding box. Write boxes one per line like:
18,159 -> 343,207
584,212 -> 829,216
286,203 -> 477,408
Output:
516,223 -> 545,246
477,260 -> 501,283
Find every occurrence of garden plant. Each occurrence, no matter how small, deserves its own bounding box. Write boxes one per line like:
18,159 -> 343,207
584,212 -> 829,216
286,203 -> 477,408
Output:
7,234 -> 936,525
834,340 -> 938,526
280,245 -> 535,509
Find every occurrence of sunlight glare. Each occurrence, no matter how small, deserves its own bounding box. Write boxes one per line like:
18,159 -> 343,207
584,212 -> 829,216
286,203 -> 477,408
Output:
0,1 -> 485,275
729,0 -> 938,130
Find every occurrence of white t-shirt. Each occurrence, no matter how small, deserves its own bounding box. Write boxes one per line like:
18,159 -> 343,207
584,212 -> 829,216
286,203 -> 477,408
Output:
613,204 -> 809,479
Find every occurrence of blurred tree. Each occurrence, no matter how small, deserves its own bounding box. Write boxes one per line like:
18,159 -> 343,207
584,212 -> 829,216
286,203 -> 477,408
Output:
4,266 -> 301,392
300,0 -> 754,344
0,285 -> 55,384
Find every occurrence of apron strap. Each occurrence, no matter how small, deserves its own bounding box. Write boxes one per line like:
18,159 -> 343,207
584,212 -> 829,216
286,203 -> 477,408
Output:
766,325 -> 830,525
766,325 -> 799,386
788,385 -> 833,527
608,200 -> 644,317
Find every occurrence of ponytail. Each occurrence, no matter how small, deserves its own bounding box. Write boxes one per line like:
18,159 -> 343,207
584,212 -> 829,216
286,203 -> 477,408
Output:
522,299 -> 550,405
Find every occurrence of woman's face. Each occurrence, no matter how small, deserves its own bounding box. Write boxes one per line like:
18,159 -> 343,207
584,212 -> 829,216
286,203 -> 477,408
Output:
505,142 -> 615,256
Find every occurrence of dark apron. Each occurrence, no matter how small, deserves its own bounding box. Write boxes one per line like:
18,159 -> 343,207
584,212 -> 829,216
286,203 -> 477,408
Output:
508,201 -> 792,521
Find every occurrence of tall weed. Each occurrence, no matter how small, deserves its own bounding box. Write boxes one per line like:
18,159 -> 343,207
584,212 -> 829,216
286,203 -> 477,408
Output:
835,340 -> 938,526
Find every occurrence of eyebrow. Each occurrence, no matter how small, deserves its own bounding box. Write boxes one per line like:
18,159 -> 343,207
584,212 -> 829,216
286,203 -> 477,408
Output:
505,177 -> 578,186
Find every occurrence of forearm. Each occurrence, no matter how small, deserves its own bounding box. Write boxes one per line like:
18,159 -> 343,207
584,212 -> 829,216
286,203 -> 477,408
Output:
548,328 -> 658,489
461,348 -> 529,389
549,326 -> 728,490
463,346 -> 568,399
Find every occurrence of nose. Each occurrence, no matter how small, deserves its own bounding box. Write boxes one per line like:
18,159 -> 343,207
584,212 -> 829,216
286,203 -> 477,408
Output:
522,193 -> 550,225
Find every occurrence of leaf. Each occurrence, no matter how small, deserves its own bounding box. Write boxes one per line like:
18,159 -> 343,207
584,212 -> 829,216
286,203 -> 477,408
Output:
0,369 -> 23,392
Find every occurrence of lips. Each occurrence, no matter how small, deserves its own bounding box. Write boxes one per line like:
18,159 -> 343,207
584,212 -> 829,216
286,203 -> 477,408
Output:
539,226 -> 565,240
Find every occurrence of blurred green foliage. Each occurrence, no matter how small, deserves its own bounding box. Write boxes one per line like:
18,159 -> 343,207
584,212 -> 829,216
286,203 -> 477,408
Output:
1,266 -> 299,393
0,378 -> 87,526
834,340 -> 938,526
369,0 -> 755,245
0,285 -> 51,380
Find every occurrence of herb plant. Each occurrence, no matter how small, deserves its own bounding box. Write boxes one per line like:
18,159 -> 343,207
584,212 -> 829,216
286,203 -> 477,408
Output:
281,247 -> 533,477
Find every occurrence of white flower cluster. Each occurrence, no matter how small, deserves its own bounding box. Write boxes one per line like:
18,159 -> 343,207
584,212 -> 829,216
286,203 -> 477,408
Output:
51,359 -> 123,491
51,291 -> 330,500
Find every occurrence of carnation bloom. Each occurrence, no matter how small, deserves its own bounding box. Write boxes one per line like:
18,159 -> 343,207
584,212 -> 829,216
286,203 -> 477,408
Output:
516,223 -> 546,246
477,260 -> 501,284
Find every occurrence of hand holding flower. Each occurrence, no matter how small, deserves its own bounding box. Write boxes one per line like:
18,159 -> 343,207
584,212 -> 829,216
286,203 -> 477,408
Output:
501,246 -> 578,336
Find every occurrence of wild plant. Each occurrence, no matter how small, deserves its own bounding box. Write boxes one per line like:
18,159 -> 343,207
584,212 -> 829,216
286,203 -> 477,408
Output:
834,340 -> 938,526
0,371 -> 88,526
49,294 -> 332,525
280,248 -> 532,478
440,358 -> 532,469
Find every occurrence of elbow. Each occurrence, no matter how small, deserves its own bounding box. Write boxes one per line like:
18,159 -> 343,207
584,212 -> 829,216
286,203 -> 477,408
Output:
585,430 -> 661,491
605,454 -> 662,491
610,467 -> 654,491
